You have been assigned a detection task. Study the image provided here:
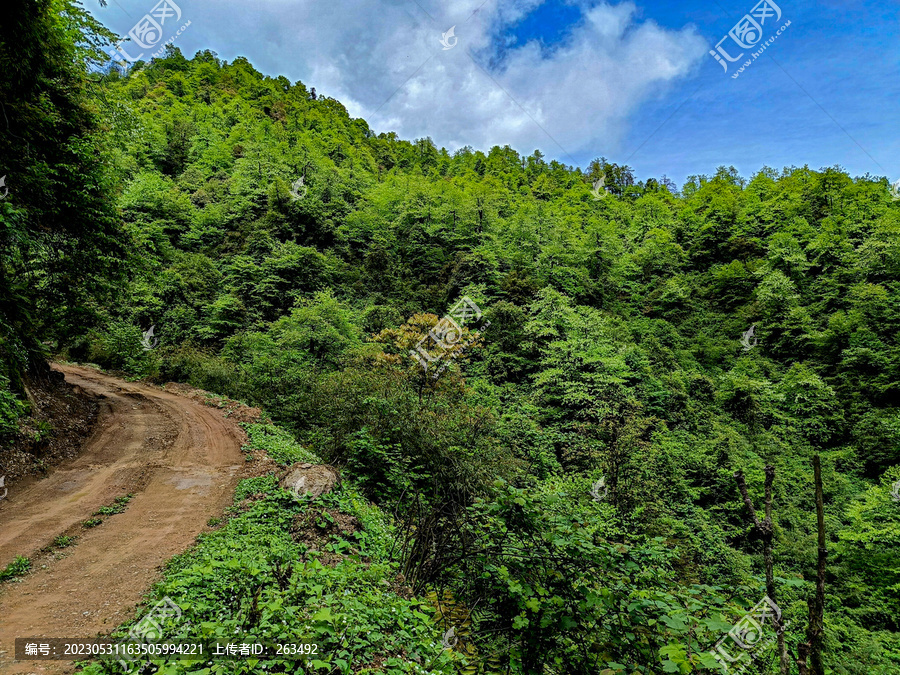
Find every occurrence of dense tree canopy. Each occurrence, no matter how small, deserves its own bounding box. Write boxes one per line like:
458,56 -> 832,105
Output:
0,0 -> 126,394
2,5 -> 899,673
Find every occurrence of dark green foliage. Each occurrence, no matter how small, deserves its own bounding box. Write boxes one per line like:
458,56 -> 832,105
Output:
0,0 -> 128,400
0,374 -> 28,436
452,482 -> 735,673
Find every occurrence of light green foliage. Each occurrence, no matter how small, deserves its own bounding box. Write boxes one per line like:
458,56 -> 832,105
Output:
240,423 -> 320,466
87,321 -> 158,378
233,474 -> 278,502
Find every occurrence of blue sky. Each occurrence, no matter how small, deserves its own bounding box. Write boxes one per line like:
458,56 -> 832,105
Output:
91,0 -> 900,188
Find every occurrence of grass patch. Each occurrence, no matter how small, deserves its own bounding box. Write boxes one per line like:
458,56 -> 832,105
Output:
203,392 -> 227,408
240,422 -> 319,466
233,474 -> 277,502
0,556 -> 31,582
93,494 -> 134,516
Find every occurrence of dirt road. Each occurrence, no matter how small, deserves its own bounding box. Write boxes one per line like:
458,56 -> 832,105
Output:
0,365 -> 246,673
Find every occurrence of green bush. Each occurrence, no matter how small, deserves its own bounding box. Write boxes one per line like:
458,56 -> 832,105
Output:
160,346 -> 247,398
87,321 -> 158,378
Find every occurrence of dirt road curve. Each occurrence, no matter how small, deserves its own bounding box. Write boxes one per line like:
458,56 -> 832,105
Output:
0,365 -> 246,674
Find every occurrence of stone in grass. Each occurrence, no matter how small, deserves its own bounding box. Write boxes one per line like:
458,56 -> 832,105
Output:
279,463 -> 340,500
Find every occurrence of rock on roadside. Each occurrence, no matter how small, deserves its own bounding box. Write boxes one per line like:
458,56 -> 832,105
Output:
279,463 -> 340,499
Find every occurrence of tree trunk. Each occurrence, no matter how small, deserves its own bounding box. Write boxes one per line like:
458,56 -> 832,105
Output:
799,455 -> 827,674
734,466 -> 791,674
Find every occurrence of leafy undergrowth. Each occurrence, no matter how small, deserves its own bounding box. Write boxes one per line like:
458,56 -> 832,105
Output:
240,422 -> 320,466
0,555 -> 32,582
94,494 -> 135,516
79,424 -> 457,675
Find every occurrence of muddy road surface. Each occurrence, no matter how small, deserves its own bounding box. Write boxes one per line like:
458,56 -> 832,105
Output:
0,364 -> 246,673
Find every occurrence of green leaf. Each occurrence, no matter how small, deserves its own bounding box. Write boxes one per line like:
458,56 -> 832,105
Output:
312,608 -> 333,622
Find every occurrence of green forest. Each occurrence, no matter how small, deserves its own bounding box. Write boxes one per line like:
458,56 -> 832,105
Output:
1,1 -> 899,674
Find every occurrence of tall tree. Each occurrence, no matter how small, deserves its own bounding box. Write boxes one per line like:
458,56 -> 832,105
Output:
0,0 -> 126,389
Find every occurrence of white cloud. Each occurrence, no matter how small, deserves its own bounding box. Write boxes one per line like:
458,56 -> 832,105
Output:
317,0 -> 707,160
114,0 -> 708,161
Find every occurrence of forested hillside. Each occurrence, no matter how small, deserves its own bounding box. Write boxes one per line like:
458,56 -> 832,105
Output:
2,2 -> 899,674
